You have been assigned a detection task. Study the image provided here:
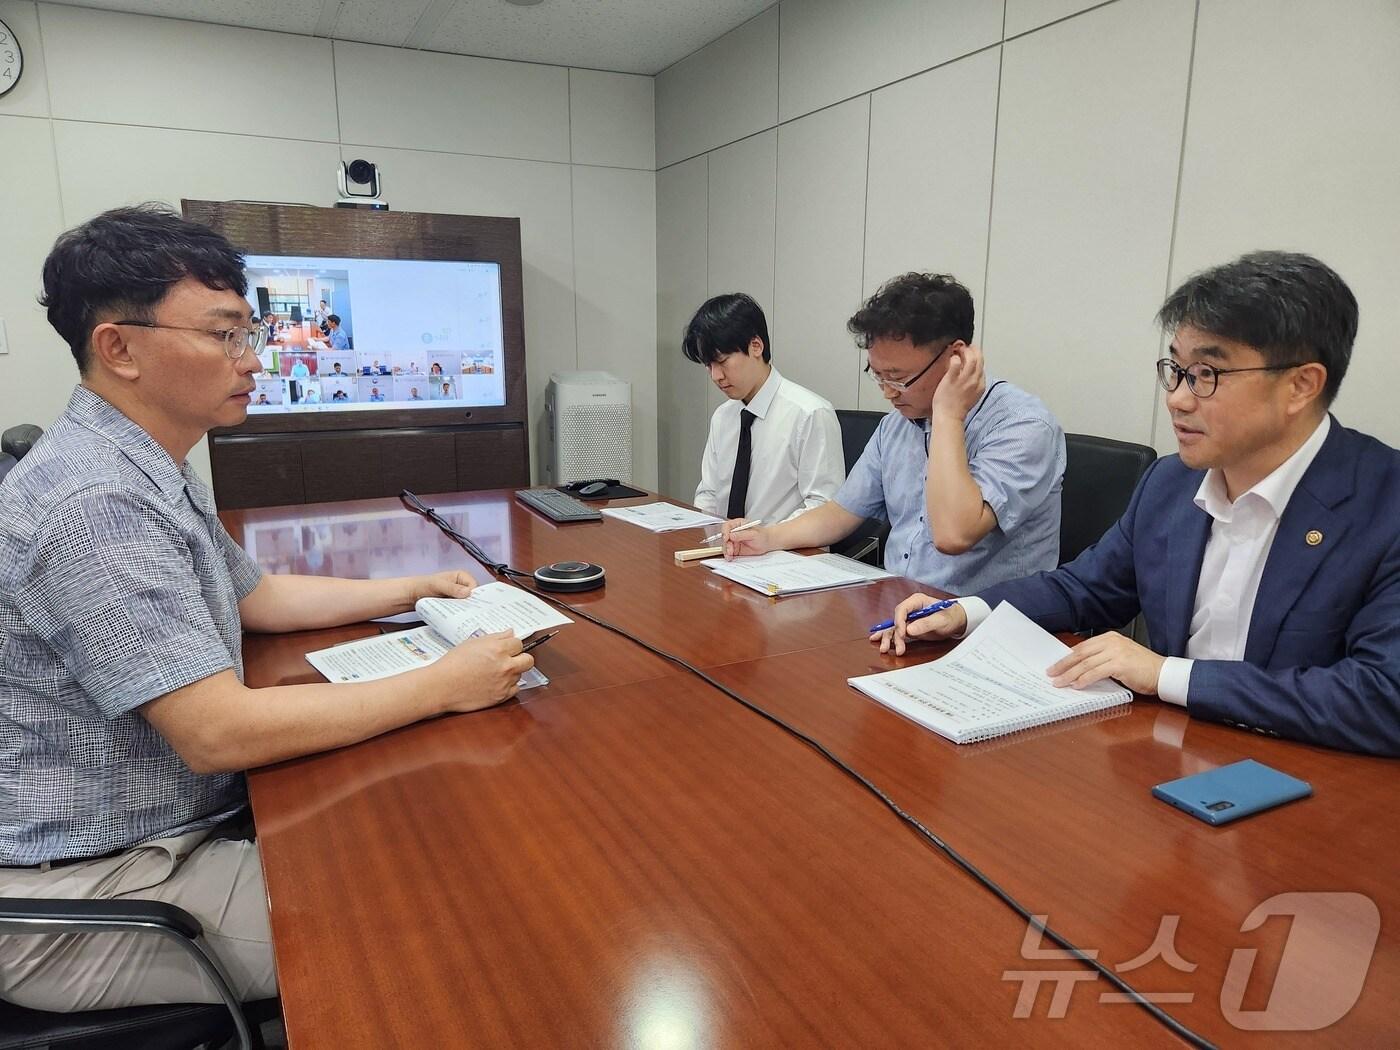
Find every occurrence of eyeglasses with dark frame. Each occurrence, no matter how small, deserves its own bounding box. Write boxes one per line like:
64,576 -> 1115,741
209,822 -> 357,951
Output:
863,341 -> 955,393
112,320 -> 267,362
1155,357 -> 1309,399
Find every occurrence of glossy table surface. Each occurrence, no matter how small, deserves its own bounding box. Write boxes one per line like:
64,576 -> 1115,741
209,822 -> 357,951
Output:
224,490 -> 1398,1048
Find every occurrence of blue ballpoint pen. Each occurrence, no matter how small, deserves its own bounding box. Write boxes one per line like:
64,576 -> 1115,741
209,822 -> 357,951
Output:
869,598 -> 958,634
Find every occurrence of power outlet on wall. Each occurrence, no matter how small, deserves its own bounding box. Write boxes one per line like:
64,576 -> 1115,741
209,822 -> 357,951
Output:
0,317 -> 8,355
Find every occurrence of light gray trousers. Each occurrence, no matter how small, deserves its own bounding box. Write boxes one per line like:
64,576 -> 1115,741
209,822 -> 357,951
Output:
0,827 -> 277,1012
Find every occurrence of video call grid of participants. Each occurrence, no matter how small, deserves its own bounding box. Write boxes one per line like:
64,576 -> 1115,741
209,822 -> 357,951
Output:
250,346 -> 497,410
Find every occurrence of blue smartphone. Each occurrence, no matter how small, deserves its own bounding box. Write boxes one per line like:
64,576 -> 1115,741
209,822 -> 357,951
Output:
1152,759 -> 1312,826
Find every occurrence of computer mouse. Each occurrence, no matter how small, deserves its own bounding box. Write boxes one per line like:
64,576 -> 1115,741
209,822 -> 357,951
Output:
578,481 -> 608,497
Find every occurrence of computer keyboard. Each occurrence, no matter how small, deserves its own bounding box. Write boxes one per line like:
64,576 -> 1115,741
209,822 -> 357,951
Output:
514,487 -> 603,522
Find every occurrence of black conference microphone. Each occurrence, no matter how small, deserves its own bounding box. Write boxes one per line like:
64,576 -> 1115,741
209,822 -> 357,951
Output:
532,560 -> 605,593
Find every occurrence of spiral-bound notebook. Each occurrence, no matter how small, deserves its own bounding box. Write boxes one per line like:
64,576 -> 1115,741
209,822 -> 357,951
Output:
848,602 -> 1132,744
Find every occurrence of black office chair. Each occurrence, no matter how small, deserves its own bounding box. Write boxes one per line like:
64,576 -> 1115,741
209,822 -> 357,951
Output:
0,424 -> 43,486
1059,432 -> 1157,565
2,425 -> 42,460
0,897 -> 268,1050
831,409 -> 890,565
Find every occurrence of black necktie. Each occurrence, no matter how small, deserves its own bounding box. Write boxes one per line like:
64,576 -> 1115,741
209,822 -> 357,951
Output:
727,409 -> 757,520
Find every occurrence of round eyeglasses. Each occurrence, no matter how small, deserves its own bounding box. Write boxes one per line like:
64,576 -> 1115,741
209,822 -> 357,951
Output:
1155,357 -> 1307,399
113,320 -> 267,361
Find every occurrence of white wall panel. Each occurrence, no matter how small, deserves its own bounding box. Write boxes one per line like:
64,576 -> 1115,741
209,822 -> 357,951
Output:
0,116 -> 67,434
1156,0 -> 1400,450
41,4 -> 338,140
860,47 -> 1000,411
705,129 -> 778,416
0,1 -> 48,117
706,130 -> 777,315
778,0 -> 1002,122
655,156 -> 711,500
655,6 -> 778,167
335,40 -> 569,162
352,145 -> 577,482
569,68 -> 654,170
53,122 -> 339,223
982,0 -> 1195,445
773,96 -> 869,410
572,165 -> 659,488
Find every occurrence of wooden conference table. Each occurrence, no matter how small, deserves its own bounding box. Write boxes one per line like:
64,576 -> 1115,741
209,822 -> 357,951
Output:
224,489 -> 1398,1048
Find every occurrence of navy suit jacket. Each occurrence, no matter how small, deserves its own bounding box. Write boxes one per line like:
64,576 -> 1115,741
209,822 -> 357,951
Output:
978,418 -> 1400,756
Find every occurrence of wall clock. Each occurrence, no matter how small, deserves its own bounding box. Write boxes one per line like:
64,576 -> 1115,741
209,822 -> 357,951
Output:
0,17 -> 22,98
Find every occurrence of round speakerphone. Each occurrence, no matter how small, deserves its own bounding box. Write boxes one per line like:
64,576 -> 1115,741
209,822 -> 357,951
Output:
533,560 -> 605,593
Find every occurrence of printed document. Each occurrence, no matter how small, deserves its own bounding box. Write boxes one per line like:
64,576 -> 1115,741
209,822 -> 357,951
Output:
704,550 -> 894,595
307,582 -> 569,685
601,502 -> 724,532
848,602 -> 1131,743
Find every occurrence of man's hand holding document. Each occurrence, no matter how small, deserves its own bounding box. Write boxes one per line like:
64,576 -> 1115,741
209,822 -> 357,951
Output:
853,602 -> 1132,745
307,582 -> 571,699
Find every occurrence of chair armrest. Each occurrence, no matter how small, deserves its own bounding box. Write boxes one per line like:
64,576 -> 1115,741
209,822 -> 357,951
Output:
843,534 -> 880,564
0,896 -> 255,1050
0,897 -> 203,939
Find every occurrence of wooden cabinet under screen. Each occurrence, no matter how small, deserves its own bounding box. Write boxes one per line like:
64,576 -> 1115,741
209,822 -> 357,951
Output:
184,200 -> 530,509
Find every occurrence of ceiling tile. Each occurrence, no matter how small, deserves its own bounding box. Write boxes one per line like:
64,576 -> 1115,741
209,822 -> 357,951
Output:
56,0 -> 776,75
329,0 -> 435,46
428,0 -> 773,75
57,0 -> 324,36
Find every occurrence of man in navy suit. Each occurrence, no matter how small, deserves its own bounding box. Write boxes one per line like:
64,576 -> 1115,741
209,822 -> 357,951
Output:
872,251 -> 1399,756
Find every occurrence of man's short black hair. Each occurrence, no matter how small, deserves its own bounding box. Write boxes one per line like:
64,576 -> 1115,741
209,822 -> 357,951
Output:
682,293 -> 771,365
1157,251 -> 1357,405
327,314 -> 342,326
39,203 -> 247,374
847,273 -> 975,350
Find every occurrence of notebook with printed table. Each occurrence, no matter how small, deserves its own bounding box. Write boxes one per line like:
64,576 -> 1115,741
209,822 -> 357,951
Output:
600,502 -> 722,532
703,550 -> 894,595
849,602 -> 1132,744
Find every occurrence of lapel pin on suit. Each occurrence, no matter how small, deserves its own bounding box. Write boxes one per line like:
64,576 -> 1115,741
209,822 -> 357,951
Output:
1305,529 -> 1324,546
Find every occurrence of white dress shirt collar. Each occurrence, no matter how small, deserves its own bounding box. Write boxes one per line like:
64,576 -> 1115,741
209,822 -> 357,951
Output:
1153,413 -> 1334,706
1193,414 -> 1331,524
744,366 -> 783,420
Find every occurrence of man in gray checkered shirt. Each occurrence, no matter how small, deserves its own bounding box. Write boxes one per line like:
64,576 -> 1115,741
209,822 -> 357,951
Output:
0,206 -> 535,1014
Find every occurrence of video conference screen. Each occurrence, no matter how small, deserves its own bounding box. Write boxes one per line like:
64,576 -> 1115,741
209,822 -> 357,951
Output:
243,255 -> 506,414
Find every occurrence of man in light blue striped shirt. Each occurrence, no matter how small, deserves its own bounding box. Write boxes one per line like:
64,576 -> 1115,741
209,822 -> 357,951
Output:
724,273 -> 1064,594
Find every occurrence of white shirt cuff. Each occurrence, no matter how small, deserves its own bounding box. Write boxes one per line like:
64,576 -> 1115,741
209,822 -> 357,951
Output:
1156,657 -> 1193,706
955,597 -> 993,638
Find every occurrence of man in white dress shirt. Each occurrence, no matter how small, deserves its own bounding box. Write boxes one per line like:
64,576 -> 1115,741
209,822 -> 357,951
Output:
686,294 -> 844,524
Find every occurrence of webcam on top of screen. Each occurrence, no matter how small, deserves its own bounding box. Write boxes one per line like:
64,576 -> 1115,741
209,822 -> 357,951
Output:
336,159 -> 389,211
